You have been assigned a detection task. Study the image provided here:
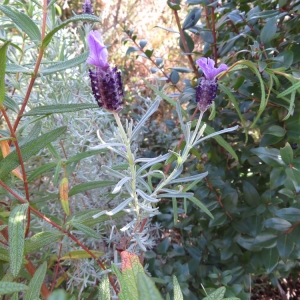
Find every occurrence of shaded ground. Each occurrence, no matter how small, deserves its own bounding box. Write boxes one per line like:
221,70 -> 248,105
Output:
251,276 -> 300,300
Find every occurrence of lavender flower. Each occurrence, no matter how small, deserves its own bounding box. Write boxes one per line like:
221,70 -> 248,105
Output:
87,31 -> 123,112
195,57 -> 228,112
83,0 -> 93,14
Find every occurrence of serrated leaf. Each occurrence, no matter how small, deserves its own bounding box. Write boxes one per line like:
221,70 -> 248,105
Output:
0,5 -> 41,44
173,275 -> 183,300
24,104 -> 98,116
137,273 -> 164,300
60,250 -> 104,260
0,282 -> 28,295
42,14 -> 100,48
24,231 -> 64,254
72,222 -> 99,239
0,40 -> 10,106
0,126 -> 67,179
24,262 -> 47,300
8,203 -> 28,277
41,52 -> 89,75
68,180 -> 116,197
98,274 -> 110,300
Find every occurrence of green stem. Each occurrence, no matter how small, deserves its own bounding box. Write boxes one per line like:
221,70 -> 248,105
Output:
113,112 -> 139,217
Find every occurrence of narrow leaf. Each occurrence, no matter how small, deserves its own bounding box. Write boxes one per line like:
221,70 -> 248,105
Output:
0,126 -> 67,179
0,40 -> 10,106
98,274 -> 110,300
60,250 -> 104,260
41,52 -> 89,75
24,231 -> 64,254
72,222 -> 99,239
24,103 -> 98,116
68,180 -> 116,197
0,282 -> 27,295
173,275 -> 183,300
0,5 -> 41,43
42,14 -> 100,48
24,262 -> 47,300
8,203 -> 29,277
189,196 -> 213,218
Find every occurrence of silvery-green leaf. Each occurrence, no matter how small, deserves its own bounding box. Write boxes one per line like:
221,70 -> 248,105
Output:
137,189 -> 160,203
131,99 -> 161,141
176,101 -> 188,141
112,177 -> 131,194
106,197 -> 133,216
90,143 -> 125,150
137,202 -> 159,212
140,170 -> 165,179
159,192 -> 193,198
101,166 -> 125,179
137,177 -> 152,194
137,153 -> 170,175
194,125 -> 239,146
135,156 -> 164,163
170,172 -> 208,183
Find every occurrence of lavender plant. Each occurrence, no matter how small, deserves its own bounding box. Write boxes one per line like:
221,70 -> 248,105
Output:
1,0 -> 298,299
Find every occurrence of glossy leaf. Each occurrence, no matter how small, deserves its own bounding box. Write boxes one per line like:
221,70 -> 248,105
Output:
276,234 -> 294,260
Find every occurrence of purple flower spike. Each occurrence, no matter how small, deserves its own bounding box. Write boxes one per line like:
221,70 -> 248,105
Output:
87,31 -> 109,69
87,31 -> 123,112
83,0 -> 93,14
195,58 -> 228,112
196,57 -> 228,80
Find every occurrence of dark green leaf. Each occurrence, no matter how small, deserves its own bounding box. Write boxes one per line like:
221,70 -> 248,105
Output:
68,180 -> 116,197
262,248 -> 278,274
280,143 -> 294,165
275,207 -> 300,222
276,234 -> 294,260
264,217 -> 291,231
179,31 -> 194,52
251,147 -> 285,167
242,181 -> 260,206
260,17 -> 277,43
182,8 -> 201,30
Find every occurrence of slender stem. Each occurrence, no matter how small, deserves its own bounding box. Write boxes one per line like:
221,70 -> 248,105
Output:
210,5 -> 218,64
173,9 -> 200,78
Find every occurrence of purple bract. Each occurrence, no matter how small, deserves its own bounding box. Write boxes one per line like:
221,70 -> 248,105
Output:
196,57 -> 228,80
87,31 -> 123,112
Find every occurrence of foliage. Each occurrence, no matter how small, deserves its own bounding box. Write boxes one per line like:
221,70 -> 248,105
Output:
0,0 -> 300,299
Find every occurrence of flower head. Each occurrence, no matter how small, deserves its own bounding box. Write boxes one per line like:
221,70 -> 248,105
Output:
87,31 -> 123,112
195,58 -> 228,112
83,0 -> 93,14
196,57 -> 228,80
87,31 -> 109,69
